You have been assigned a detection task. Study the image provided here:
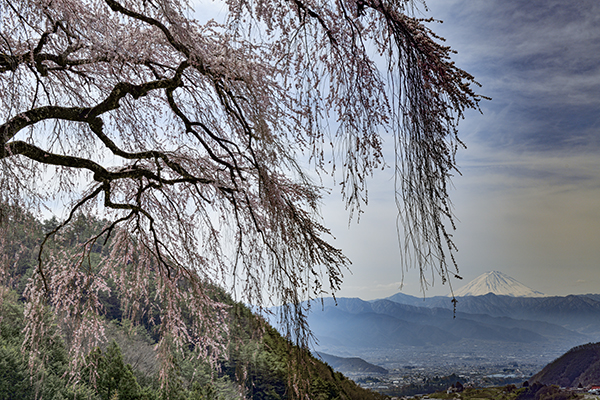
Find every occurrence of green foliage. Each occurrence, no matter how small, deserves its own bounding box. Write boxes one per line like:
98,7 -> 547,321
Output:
0,343 -> 34,400
86,341 -> 143,400
0,289 -> 25,341
0,288 -> 98,400
188,382 -> 222,400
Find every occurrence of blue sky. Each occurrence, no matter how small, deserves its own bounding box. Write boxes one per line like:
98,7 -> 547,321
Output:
322,0 -> 600,299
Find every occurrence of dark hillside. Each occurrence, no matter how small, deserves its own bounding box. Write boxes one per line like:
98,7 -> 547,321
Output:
315,353 -> 388,375
531,342 -> 600,387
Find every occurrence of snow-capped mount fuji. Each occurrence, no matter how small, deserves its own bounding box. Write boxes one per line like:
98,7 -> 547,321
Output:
451,271 -> 546,297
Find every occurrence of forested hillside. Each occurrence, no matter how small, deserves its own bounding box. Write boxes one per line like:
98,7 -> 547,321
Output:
0,205 -> 387,400
531,342 -> 600,388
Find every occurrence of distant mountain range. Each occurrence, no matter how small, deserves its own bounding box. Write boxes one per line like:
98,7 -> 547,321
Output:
384,292 -> 600,335
315,353 -> 388,375
308,296 -> 590,348
304,272 -> 600,370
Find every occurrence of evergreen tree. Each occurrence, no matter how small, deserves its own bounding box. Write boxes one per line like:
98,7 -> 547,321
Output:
87,341 -> 142,400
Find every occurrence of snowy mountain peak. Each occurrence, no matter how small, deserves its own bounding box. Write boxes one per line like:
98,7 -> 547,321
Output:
451,271 -> 546,297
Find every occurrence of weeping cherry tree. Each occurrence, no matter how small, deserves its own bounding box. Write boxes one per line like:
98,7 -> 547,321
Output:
0,0 -> 482,386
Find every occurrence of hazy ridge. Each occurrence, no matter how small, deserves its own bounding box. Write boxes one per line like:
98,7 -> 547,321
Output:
304,272 -> 600,372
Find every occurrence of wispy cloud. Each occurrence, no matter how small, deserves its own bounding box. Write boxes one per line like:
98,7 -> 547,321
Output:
427,0 -> 600,154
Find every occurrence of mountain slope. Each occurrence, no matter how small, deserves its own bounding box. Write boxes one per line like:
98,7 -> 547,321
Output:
315,353 -> 388,375
452,271 -> 546,297
0,206 -> 389,400
531,342 -> 600,387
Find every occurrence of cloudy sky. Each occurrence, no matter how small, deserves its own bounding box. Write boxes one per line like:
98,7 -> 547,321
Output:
320,0 -> 600,299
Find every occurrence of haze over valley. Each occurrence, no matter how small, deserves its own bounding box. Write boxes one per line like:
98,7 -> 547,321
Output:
301,271 -> 600,393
